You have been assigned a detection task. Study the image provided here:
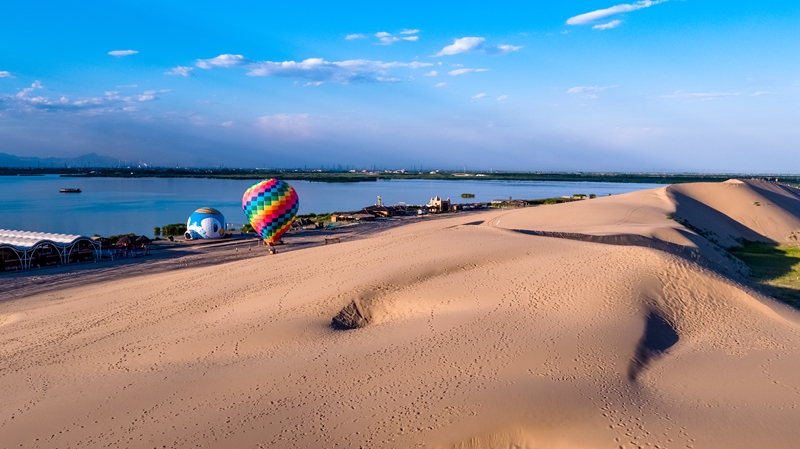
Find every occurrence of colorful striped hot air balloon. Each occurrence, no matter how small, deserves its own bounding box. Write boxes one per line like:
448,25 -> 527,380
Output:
242,179 -> 300,245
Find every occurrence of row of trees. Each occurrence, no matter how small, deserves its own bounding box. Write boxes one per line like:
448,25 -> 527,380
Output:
154,223 -> 187,237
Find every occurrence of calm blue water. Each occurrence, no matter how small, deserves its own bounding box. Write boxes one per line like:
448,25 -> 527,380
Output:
0,175 -> 665,237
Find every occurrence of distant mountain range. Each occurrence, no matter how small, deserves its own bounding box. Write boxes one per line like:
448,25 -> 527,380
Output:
0,152 -> 122,168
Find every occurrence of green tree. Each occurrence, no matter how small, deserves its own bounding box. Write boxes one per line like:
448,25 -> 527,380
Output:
161,223 -> 187,236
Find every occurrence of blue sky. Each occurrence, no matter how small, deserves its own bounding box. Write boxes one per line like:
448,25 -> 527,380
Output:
1,1 -> 798,171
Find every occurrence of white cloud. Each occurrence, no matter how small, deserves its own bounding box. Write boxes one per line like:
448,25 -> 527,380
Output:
752,91 -> 775,96
593,20 -> 622,30
0,71 -> 13,78
568,85 -> 618,94
15,80 -> 43,98
434,82 -> 448,88
222,121 -> 233,127
165,66 -> 194,77
376,31 -> 419,45
494,44 -> 523,54
2,81 -> 164,112
436,37 -> 522,56
472,93 -> 487,99
400,29 -> 420,35
196,54 -> 249,69
659,90 -> 741,100
345,33 -> 367,40
497,95 -> 509,101
567,0 -> 666,26
123,94 -> 157,102
196,54 -> 431,84
448,68 -> 489,76
437,37 -> 484,56
424,70 -> 438,77
108,50 -> 139,57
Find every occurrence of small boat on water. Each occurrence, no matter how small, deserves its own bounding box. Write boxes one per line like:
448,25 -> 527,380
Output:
59,188 -> 82,193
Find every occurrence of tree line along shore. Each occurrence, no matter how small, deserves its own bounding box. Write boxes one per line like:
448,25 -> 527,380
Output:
3,167 -> 800,185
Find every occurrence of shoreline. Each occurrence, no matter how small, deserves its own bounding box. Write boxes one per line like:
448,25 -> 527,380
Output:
3,167 -> 799,185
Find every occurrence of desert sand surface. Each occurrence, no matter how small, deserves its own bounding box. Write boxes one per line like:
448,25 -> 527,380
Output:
2,179 -> 800,448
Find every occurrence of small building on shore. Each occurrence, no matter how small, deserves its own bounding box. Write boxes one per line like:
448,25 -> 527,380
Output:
331,213 -> 375,223
427,196 -> 451,213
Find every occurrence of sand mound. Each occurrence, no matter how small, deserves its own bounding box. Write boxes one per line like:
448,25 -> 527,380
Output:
667,179 -> 800,247
2,182 -> 800,448
490,179 -> 800,278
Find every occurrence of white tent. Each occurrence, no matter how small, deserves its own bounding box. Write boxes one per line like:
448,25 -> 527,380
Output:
0,229 -> 100,270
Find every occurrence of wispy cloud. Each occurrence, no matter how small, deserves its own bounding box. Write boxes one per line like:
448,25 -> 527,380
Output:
472,93 -> 487,99
1,81 -> 163,112
434,82 -> 448,88
593,20 -> 622,30
196,54 -> 432,84
659,90 -> 741,100
108,50 -> 139,57
751,91 -> 775,96
497,95 -> 509,101
568,85 -> 618,94
347,30 -> 421,44
435,37 -> 522,56
165,66 -> 194,77
196,54 -> 250,69
448,68 -> 489,76
376,31 -> 419,45
567,0 -> 666,28
0,71 -> 14,78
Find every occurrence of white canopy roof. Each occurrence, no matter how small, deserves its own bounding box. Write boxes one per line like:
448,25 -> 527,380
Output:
0,229 -> 87,250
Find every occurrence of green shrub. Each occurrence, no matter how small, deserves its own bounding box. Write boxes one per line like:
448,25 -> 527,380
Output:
161,223 -> 187,236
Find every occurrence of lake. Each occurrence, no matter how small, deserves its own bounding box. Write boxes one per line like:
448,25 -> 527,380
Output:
0,175 -> 665,237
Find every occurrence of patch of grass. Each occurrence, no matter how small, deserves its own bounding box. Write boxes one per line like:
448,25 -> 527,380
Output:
729,242 -> 800,308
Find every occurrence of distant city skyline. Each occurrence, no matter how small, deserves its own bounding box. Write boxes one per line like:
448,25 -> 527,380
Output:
1,1 -> 799,172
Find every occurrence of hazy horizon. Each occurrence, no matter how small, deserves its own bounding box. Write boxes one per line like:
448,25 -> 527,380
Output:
2,1 -> 798,172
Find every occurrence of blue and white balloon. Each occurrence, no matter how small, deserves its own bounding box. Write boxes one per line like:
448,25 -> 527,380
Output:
185,207 -> 226,239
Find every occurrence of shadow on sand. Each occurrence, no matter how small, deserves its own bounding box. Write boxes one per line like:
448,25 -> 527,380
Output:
628,310 -> 679,382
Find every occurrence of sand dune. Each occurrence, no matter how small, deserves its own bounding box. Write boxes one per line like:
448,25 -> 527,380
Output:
2,180 -> 800,448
